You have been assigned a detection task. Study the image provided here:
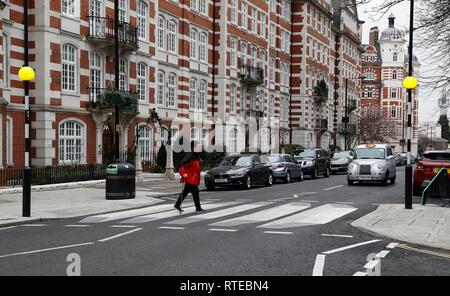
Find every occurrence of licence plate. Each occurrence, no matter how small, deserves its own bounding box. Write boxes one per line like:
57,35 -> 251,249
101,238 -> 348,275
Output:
215,178 -> 228,183
358,175 -> 372,180
433,167 -> 450,174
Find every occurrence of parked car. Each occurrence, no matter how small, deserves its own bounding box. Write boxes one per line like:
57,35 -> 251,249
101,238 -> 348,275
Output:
204,154 -> 273,190
347,143 -> 397,186
294,148 -> 330,179
394,153 -> 406,166
330,151 -> 354,174
267,154 -> 303,183
413,150 -> 450,196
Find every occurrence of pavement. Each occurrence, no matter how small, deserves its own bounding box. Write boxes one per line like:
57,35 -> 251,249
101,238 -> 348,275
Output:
0,173 -> 206,227
352,204 -> 450,251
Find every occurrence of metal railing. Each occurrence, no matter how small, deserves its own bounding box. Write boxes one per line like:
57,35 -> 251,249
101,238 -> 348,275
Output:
87,16 -> 139,49
240,66 -> 264,85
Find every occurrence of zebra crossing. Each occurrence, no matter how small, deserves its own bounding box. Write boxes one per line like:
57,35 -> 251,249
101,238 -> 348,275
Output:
78,198 -> 358,231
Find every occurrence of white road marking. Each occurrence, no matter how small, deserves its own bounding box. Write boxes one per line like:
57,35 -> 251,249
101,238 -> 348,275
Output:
321,234 -> 354,238
166,202 -> 272,225
364,259 -> 380,270
371,203 -> 382,206
300,200 -> 320,203
263,231 -> 293,235
21,224 -> 46,227
110,225 -> 138,228
97,228 -> 142,242
312,254 -> 326,276
376,250 -> 390,258
353,272 -> 367,276
0,242 -> 94,258
386,242 -> 399,249
323,185 -> 344,191
0,226 -> 17,231
122,201 -> 240,224
64,225 -> 90,228
335,202 -> 354,205
258,204 -> 357,229
209,228 -> 238,232
209,202 -> 311,227
322,240 -> 382,255
158,226 -> 185,230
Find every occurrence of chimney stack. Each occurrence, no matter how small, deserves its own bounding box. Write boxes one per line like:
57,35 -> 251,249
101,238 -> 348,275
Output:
369,27 -> 379,46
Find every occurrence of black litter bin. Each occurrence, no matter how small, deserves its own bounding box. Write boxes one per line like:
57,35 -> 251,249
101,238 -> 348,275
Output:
105,163 -> 136,200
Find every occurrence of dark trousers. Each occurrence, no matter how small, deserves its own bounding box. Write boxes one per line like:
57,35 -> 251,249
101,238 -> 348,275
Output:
175,183 -> 201,210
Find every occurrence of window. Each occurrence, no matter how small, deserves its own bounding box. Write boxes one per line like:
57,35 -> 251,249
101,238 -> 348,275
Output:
199,80 -> 207,110
171,128 -> 179,146
201,128 -> 209,149
365,70 -> 375,80
119,58 -> 128,91
157,16 -> 165,49
251,8 -> 257,33
157,70 -> 165,106
241,42 -> 247,65
269,95 -> 274,118
270,0 -> 276,13
269,58 -> 275,84
241,2 -> 248,28
391,88 -> 397,99
89,0 -> 102,17
62,0 -> 76,17
390,107 -> 397,118
393,52 -> 398,62
190,0 -> 197,11
137,63 -> 147,101
392,70 -> 397,80
89,51 -> 102,99
191,127 -> 200,142
59,121 -> 84,163
270,24 -> 276,47
199,0 -> 207,15
230,84 -> 236,113
260,12 -> 266,38
190,29 -> 198,59
138,125 -> 152,162
230,38 -> 237,68
118,0 -> 127,22
230,0 -> 237,24
367,87 -> 373,98
168,73 -> 177,107
189,78 -> 197,109
137,1 -> 148,40
6,117 -> 13,165
199,33 -> 207,62
2,34 -> 9,87
62,44 -> 77,92
228,128 -> 238,153
168,20 -> 177,53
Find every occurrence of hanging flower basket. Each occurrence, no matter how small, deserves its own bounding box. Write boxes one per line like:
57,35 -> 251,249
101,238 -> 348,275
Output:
95,88 -> 139,113
313,79 -> 329,105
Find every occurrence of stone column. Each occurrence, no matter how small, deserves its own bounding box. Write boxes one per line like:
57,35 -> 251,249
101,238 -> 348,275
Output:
91,111 -> 110,164
165,143 -> 175,180
135,143 -> 144,183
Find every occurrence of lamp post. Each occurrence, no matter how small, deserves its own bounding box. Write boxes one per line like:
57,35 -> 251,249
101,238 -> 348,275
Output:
18,66 -> 35,217
150,108 -> 175,180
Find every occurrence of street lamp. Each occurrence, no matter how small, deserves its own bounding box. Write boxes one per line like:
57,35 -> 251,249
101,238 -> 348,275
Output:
150,108 -> 175,180
404,0 -> 416,210
18,65 -> 35,217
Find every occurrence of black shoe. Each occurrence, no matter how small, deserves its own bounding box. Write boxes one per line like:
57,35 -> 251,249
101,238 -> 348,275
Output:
196,208 -> 206,212
174,205 -> 183,214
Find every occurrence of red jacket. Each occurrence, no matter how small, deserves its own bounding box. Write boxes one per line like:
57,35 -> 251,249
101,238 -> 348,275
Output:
179,159 -> 201,185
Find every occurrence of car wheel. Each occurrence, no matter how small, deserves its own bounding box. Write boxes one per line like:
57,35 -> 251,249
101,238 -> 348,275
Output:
299,171 -> 304,182
348,179 -> 354,186
324,166 -> 330,178
243,175 -> 252,190
285,171 -> 291,183
390,176 -> 396,185
311,167 -> 318,179
266,173 -> 273,187
413,183 -> 422,196
381,171 -> 389,186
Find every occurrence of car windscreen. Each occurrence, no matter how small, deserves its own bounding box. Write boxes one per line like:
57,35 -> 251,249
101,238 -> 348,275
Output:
267,156 -> 282,163
221,156 -> 253,167
422,153 -> 450,161
333,152 -> 350,159
354,148 -> 385,160
297,150 -> 316,158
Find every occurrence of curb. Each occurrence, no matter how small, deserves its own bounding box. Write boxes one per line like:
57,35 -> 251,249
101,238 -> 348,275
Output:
0,180 -> 106,195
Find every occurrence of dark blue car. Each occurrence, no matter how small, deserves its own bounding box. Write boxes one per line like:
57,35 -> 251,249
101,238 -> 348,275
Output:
267,154 -> 304,183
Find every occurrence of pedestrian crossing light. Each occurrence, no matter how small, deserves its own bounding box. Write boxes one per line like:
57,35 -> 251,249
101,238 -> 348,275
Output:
18,66 -> 35,82
403,76 -> 417,90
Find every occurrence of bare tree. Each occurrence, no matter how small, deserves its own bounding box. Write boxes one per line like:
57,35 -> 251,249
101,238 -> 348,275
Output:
359,106 -> 397,143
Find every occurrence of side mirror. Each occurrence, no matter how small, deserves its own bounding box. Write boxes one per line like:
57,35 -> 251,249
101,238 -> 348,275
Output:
387,155 -> 395,161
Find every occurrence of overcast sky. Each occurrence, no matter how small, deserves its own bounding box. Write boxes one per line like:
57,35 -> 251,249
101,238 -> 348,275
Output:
358,0 -> 441,124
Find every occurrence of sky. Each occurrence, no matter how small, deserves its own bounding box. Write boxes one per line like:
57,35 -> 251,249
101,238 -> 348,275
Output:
358,0 -> 441,124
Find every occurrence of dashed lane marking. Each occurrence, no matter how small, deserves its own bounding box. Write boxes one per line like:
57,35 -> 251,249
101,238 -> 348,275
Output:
323,185 -> 344,191
208,228 -> 238,232
321,234 -> 354,238
264,231 -> 293,235
64,225 -> 90,227
322,239 -> 382,255
158,226 -> 185,230
97,228 -> 142,243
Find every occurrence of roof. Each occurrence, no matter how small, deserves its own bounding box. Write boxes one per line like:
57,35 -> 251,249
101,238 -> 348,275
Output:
356,144 -> 391,149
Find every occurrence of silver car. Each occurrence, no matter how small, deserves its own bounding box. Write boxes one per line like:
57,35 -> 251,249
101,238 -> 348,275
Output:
347,144 -> 397,186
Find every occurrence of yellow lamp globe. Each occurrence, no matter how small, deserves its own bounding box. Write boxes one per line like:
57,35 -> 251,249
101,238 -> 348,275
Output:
18,66 -> 35,82
403,76 -> 417,90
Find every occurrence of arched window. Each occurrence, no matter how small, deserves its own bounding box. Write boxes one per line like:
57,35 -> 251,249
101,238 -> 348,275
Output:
228,127 -> 238,153
190,29 -> 198,59
157,16 -> 165,49
168,73 -> 177,107
199,80 -> 207,111
230,84 -> 236,113
62,44 -> 77,92
167,20 -> 177,53
189,78 -> 197,109
392,70 -> 397,80
137,63 -> 147,101
137,1 -> 148,40
59,120 -> 84,163
119,58 -> 128,91
199,32 -> 208,62
138,125 -> 152,162
89,51 -> 102,99
157,70 -> 165,106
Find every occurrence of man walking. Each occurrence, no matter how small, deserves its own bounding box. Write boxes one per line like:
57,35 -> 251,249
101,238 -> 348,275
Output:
174,141 -> 205,213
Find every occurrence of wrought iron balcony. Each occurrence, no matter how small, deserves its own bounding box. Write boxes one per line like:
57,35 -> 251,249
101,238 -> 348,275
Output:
87,16 -> 139,51
88,87 -> 138,115
240,66 -> 264,86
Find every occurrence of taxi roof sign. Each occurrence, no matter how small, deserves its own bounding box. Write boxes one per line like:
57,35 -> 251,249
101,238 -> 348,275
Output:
366,144 -> 376,148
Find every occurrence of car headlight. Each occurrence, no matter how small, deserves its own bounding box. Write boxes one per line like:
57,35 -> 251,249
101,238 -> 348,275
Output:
348,163 -> 355,170
305,161 -> 313,166
231,172 -> 246,177
376,164 -> 385,170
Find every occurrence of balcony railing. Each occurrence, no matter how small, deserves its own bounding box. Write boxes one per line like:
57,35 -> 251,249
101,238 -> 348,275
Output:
87,16 -> 139,50
240,66 -> 264,86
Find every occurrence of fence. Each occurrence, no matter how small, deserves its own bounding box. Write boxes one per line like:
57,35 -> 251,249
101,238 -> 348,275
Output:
0,164 -> 108,188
